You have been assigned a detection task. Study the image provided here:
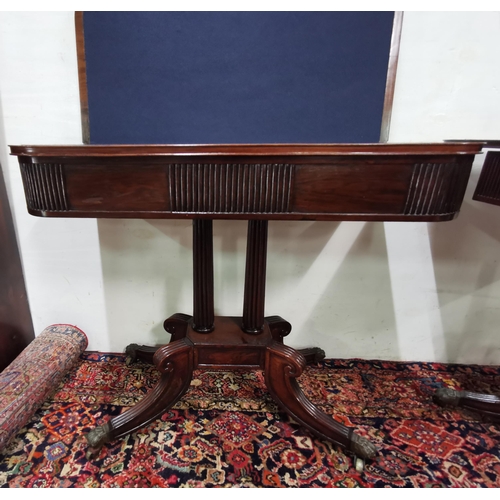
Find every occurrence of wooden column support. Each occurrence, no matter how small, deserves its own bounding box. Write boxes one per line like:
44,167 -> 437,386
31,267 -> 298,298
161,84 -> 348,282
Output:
242,220 -> 268,334
192,219 -> 215,333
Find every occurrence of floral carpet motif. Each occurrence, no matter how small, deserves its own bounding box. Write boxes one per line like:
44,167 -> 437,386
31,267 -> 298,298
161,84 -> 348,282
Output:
1,353 -> 500,487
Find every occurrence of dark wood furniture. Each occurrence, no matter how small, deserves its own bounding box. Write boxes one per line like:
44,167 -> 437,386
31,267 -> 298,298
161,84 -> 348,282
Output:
10,142 -> 482,465
434,140 -> 500,420
0,163 -> 34,372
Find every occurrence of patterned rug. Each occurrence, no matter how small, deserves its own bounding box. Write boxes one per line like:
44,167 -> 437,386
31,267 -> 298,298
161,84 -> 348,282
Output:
1,352 -> 499,487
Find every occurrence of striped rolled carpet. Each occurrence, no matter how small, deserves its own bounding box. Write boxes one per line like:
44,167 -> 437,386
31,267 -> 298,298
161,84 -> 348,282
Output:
0,325 -> 88,453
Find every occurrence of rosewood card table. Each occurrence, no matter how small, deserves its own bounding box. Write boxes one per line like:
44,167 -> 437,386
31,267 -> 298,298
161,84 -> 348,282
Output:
10,142 -> 482,466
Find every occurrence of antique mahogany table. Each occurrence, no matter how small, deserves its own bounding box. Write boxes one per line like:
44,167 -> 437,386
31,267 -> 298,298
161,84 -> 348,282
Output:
10,142 -> 483,465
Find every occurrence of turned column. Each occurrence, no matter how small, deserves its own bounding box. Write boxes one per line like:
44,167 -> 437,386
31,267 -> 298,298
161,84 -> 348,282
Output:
242,220 -> 268,334
192,219 -> 215,332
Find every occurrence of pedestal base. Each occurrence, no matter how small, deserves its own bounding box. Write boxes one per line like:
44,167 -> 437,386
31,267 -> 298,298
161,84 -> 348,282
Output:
86,314 -> 376,463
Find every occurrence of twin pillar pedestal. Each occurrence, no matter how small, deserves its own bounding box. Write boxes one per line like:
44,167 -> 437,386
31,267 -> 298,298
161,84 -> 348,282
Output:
85,220 -> 377,464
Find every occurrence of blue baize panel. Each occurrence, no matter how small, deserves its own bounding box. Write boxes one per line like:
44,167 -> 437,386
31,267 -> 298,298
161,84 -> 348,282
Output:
83,12 -> 394,144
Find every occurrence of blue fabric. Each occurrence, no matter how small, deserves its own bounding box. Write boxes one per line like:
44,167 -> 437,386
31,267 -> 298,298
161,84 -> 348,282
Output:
83,12 -> 394,144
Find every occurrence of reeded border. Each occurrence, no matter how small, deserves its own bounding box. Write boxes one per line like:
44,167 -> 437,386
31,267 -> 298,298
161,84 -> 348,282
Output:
74,11 -> 404,145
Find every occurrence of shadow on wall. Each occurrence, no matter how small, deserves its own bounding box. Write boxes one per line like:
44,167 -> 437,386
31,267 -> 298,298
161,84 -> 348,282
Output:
97,219 -> 193,350
429,163 -> 500,365
96,217 -> 399,359
270,221 -> 398,359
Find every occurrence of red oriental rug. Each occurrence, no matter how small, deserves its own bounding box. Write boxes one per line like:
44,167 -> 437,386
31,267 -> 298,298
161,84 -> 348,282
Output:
1,353 -> 500,487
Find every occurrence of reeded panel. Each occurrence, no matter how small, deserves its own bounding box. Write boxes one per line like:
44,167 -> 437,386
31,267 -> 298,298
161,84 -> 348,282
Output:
20,163 -> 69,212
473,151 -> 500,206
404,162 -> 471,216
168,164 -> 294,213
13,145 -> 480,221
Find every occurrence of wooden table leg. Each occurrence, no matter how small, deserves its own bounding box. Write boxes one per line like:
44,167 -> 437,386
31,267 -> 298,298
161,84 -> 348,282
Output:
124,343 -> 158,364
242,220 -> 376,461
242,220 -> 268,334
89,219 -> 215,451
192,219 -> 215,333
85,337 -> 195,456
434,388 -> 500,421
264,341 -> 376,460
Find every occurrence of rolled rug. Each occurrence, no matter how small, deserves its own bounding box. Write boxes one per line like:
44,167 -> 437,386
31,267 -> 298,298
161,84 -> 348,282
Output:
0,324 -> 88,453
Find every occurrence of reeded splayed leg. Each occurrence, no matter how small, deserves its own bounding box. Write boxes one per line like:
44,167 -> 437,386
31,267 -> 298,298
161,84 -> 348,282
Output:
85,337 -> 195,453
264,341 -> 377,460
297,347 -> 326,365
125,343 -> 159,364
125,312 -> 193,365
164,313 -> 192,342
434,388 -> 500,421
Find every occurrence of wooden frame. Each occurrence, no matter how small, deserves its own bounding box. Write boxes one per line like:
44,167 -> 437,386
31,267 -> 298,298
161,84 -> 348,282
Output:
379,11 -> 403,142
75,12 -> 89,145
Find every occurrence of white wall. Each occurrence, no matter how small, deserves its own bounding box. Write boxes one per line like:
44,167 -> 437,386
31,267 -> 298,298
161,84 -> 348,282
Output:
1,11 -> 500,363
387,12 -> 500,364
0,12 -> 108,350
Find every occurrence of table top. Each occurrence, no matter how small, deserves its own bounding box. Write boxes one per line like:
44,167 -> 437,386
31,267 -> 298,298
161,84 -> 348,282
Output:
10,142 -> 484,158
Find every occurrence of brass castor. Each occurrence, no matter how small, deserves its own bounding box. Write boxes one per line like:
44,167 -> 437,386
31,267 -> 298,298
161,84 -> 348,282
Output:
350,433 -> 377,461
349,433 -> 375,471
85,423 -> 112,459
